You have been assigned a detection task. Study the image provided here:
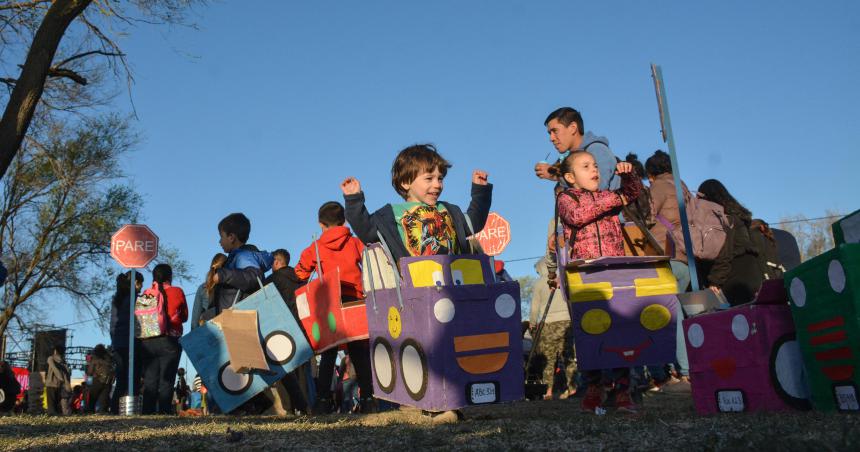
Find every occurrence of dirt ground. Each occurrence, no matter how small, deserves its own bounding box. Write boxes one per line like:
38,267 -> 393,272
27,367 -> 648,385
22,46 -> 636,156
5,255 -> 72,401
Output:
2,392 -> 860,451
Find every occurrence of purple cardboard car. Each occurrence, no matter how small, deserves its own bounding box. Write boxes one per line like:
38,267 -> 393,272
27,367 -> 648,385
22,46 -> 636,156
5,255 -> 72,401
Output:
363,245 -> 524,411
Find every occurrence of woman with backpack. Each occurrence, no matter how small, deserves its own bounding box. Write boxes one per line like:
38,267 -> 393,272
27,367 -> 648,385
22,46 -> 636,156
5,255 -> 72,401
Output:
110,271 -> 143,414
697,179 -> 763,306
85,344 -> 115,414
644,150 -> 696,388
645,150 -> 693,292
138,263 -> 188,415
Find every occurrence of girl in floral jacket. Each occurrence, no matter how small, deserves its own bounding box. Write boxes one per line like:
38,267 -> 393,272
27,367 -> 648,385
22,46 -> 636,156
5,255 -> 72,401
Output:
551,150 -> 642,414
553,151 -> 642,261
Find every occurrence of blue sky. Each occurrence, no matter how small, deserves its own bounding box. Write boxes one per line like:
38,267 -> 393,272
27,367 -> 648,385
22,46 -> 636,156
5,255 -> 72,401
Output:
18,1 -> 859,374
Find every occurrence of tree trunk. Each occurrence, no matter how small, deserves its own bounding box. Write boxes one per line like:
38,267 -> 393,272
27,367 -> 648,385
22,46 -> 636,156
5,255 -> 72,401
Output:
0,0 -> 93,182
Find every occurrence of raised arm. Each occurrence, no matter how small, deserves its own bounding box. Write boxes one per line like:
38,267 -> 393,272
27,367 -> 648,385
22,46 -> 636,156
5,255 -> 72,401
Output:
342,177 -> 381,244
465,170 -> 493,233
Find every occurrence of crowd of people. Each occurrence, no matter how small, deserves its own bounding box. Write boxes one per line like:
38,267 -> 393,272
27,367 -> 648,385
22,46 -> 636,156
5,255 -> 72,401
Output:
528,107 -> 787,413
0,105 -> 789,418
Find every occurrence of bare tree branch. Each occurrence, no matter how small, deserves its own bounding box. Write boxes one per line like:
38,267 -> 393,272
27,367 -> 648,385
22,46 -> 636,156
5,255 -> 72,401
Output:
52,49 -> 124,68
0,1 -> 52,12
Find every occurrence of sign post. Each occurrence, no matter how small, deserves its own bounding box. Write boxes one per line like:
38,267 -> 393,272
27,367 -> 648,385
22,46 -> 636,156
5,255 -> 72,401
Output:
110,224 -> 159,415
651,64 -> 700,292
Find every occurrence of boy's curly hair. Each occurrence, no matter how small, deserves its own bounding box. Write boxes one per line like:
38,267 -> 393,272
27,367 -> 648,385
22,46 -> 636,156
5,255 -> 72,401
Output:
391,144 -> 452,199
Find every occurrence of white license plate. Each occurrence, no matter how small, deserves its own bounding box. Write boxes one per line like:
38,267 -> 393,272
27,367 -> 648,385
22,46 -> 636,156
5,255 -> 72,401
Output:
835,385 -> 860,411
469,383 -> 498,404
717,390 -> 745,412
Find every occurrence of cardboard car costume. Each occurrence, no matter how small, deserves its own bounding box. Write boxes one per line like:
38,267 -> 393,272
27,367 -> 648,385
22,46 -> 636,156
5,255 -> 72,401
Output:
295,270 -> 369,353
363,245 -> 524,411
785,241 -> 860,411
180,283 -> 313,413
684,279 -> 810,414
561,256 -> 679,370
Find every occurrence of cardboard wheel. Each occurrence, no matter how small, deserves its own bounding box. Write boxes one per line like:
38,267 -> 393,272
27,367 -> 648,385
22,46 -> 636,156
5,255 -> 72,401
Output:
373,337 -> 396,393
400,339 -> 428,401
218,362 -> 253,395
264,331 -> 296,365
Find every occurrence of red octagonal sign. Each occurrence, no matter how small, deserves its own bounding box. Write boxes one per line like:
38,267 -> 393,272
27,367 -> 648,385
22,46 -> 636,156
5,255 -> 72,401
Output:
475,212 -> 511,256
111,224 -> 159,269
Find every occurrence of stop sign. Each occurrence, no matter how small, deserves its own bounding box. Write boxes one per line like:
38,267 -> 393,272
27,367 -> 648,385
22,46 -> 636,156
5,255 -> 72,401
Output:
475,212 -> 511,256
111,224 -> 159,268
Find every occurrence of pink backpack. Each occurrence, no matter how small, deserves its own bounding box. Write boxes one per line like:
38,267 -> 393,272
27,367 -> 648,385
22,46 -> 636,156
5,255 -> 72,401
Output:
657,191 -> 729,262
134,289 -> 169,339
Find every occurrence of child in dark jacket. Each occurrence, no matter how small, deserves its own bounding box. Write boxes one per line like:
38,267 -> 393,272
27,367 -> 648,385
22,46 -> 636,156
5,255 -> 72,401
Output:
295,202 -> 374,413
553,150 -> 643,414
342,144 -> 492,262
264,248 -> 312,414
207,213 -> 274,317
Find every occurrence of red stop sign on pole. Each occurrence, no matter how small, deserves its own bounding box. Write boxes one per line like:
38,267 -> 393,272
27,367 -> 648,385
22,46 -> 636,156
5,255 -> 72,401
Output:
475,212 -> 511,256
111,224 -> 159,268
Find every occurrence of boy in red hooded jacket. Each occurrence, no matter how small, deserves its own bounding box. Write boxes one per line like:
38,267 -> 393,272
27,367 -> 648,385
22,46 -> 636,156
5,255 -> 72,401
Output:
295,202 -> 365,298
295,201 -> 374,413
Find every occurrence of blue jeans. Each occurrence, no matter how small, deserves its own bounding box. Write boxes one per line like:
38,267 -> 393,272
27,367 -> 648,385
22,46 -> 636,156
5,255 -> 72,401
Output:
670,260 -> 690,376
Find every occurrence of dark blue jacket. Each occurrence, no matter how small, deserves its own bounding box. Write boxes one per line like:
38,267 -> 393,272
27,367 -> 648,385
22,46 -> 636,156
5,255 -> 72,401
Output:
210,244 -> 273,314
344,183 -> 492,263
110,290 -> 137,349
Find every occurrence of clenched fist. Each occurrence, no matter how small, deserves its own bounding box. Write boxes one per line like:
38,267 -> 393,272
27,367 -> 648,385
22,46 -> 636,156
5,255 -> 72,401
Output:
340,177 -> 361,195
472,170 -> 489,185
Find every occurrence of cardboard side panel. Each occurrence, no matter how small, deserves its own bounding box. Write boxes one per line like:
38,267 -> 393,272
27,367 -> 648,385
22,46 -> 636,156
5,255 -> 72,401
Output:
180,283 -> 313,413
566,261 -> 678,370
367,277 -> 523,411
295,275 -> 369,353
685,303 -> 810,414
785,244 -> 860,411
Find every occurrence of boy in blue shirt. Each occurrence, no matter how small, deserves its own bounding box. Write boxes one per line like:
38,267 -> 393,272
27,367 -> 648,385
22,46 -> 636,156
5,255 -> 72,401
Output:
205,213 -> 274,319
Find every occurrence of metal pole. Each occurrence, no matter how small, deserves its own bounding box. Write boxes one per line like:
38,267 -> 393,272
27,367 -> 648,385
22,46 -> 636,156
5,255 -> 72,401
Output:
128,268 -> 135,408
651,64 -> 701,291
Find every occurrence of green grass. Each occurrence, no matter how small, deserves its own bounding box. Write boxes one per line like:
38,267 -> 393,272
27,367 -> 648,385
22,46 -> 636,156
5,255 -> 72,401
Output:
2,393 -> 860,451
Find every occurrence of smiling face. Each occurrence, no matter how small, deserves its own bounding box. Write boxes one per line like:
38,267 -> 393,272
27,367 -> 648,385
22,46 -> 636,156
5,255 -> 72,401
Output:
562,152 -> 600,192
401,167 -> 445,206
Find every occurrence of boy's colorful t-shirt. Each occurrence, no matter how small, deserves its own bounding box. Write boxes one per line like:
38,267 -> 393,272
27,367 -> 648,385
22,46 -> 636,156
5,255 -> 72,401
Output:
392,202 -> 459,256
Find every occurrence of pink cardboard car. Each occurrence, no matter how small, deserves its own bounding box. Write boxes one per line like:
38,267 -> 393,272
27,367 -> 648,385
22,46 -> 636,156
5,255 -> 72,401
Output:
684,280 -> 811,414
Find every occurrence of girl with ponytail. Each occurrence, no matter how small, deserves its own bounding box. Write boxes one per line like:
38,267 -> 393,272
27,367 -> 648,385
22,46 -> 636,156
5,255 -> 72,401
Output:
139,263 -> 188,415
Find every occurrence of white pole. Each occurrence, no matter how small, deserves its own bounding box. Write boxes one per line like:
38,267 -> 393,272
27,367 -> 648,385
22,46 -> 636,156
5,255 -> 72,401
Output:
127,268 -> 135,409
